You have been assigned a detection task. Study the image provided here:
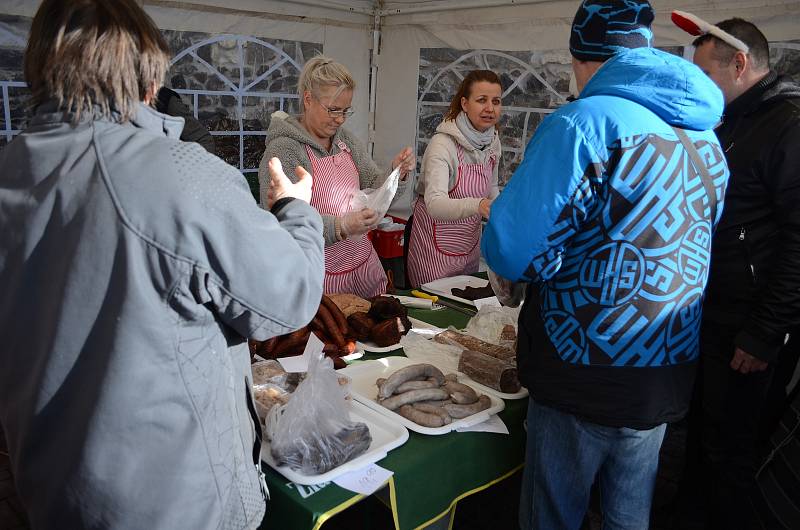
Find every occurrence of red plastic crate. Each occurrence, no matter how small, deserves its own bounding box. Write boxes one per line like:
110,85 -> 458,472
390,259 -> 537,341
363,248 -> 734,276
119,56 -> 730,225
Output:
371,217 -> 406,259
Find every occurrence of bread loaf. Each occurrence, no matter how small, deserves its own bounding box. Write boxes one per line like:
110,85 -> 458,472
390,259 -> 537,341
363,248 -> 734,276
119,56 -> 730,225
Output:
327,293 -> 371,317
434,330 -> 515,363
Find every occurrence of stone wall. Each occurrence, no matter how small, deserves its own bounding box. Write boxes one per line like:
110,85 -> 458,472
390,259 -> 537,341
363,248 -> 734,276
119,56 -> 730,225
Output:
161,30 -> 321,195
771,42 -> 800,83
0,15 -> 31,143
417,43 -> 800,187
0,15 -> 321,198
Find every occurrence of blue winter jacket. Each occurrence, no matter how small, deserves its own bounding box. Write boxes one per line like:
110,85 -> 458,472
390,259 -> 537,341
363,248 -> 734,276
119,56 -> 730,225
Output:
482,47 -> 729,427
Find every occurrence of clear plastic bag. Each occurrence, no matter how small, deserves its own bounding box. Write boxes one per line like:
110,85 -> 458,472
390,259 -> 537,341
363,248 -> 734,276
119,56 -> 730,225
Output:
488,269 -> 526,308
350,166 -> 401,221
251,359 -> 305,392
251,359 -> 288,386
252,383 -> 291,427
265,352 -> 372,475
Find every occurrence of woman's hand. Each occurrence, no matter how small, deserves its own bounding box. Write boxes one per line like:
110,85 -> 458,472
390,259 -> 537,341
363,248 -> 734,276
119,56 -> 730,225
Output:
340,209 -> 380,239
479,198 -> 492,220
391,147 -> 415,180
267,157 -> 312,207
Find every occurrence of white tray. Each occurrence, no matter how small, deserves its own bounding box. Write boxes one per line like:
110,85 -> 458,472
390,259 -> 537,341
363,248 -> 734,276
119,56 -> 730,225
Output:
338,356 -> 505,435
355,317 -> 444,352
421,275 -> 498,307
260,399 -> 408,485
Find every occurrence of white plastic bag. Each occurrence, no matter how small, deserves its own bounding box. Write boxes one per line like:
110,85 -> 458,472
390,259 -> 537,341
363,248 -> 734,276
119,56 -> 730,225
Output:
399,330 -> 462,373
464,305 -> 520,346
350,166 -> 401,221
265,352 -> 371,475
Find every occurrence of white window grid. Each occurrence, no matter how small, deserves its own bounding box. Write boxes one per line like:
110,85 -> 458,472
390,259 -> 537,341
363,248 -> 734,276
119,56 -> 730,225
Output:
0,35 -> 305,158
1,80 -> 27,144
169,34 -> 304,175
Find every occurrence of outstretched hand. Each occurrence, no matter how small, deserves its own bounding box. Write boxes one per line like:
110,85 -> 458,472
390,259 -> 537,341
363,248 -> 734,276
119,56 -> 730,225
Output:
267,157 -> 312,207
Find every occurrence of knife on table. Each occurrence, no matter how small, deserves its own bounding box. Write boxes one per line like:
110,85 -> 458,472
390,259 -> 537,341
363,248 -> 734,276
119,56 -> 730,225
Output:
410,290 -> 477,316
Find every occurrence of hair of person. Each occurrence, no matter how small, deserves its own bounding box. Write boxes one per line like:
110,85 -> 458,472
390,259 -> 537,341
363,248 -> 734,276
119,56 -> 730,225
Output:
24,0 -> 170,124
692,18 -> 770,71
297,55 -> 356,111
444,70 -> 503,122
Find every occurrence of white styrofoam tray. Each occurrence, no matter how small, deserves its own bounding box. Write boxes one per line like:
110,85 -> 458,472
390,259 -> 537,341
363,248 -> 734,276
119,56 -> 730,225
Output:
355,317 -> 444,353
338,356 -> 505,435
260,399 -> 408,485
421,275 -> 498,307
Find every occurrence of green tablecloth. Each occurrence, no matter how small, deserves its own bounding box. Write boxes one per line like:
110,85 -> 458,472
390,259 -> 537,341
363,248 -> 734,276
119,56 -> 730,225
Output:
261,303 -> 527,530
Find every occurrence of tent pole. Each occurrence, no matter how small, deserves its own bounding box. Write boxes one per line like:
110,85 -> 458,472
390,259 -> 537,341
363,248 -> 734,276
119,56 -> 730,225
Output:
380,0 -> 549,16
368,11 -> 381,156
285,0 -> 374,15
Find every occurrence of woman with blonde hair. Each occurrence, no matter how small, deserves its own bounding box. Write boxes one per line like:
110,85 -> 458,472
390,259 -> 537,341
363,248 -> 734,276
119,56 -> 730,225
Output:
259,56 -> 414,298
406,70 -> 503,287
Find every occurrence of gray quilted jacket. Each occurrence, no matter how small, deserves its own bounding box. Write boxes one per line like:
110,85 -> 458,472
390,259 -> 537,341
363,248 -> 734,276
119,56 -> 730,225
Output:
0,102 -> 324,529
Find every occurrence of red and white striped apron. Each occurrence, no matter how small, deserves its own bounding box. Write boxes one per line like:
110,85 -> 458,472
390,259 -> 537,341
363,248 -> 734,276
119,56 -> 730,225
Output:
407,143 -> 495,287
306,140 -> 387,298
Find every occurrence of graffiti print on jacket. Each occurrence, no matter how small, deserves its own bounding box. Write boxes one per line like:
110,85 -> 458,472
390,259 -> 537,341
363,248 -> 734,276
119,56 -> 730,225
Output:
540,133 -> 727,367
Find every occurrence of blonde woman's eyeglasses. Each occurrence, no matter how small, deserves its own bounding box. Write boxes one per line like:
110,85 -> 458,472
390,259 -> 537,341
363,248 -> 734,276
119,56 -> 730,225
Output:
313,95 -> 355,118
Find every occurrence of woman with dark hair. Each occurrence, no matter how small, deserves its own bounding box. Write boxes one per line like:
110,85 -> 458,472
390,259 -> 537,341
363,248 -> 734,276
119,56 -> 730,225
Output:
406,70 -> 503,287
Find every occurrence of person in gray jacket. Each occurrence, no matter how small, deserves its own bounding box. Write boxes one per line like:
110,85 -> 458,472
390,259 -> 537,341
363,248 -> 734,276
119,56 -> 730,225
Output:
0,1 -> 324,529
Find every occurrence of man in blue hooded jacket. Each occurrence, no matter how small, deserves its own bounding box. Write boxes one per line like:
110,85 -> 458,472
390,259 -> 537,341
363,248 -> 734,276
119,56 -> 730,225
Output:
481,1 -> 729,528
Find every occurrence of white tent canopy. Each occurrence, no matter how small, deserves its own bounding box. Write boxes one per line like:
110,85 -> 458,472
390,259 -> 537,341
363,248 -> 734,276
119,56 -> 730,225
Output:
2,0 -> 799,214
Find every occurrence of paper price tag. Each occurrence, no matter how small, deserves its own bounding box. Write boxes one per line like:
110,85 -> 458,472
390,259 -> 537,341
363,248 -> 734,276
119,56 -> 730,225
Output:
333,464 -> 393,496
456,414 -> 509,434
474,296 -> 501,310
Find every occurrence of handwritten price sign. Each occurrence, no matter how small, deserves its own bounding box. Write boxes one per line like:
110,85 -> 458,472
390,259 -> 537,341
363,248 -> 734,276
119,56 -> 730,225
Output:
333,464 -> 393,496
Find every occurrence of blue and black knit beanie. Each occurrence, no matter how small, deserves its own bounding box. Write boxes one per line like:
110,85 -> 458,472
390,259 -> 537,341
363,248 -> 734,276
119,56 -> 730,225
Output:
569,0 -> 655,62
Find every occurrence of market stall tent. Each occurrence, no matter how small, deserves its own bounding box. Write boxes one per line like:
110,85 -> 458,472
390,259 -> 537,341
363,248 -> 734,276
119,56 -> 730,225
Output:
1,0 -> 799,215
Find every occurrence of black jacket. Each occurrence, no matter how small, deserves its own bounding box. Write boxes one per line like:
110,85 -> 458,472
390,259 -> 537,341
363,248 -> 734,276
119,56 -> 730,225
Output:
704,72 -> 800,362
156,87 -> 216,155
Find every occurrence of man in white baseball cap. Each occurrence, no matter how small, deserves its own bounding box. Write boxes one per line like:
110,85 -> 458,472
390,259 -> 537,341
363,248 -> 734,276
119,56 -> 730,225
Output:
673,12 -> 800,530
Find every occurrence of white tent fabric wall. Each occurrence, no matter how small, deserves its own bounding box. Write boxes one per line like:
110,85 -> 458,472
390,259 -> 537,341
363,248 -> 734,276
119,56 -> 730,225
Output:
1,0 -> 799,216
